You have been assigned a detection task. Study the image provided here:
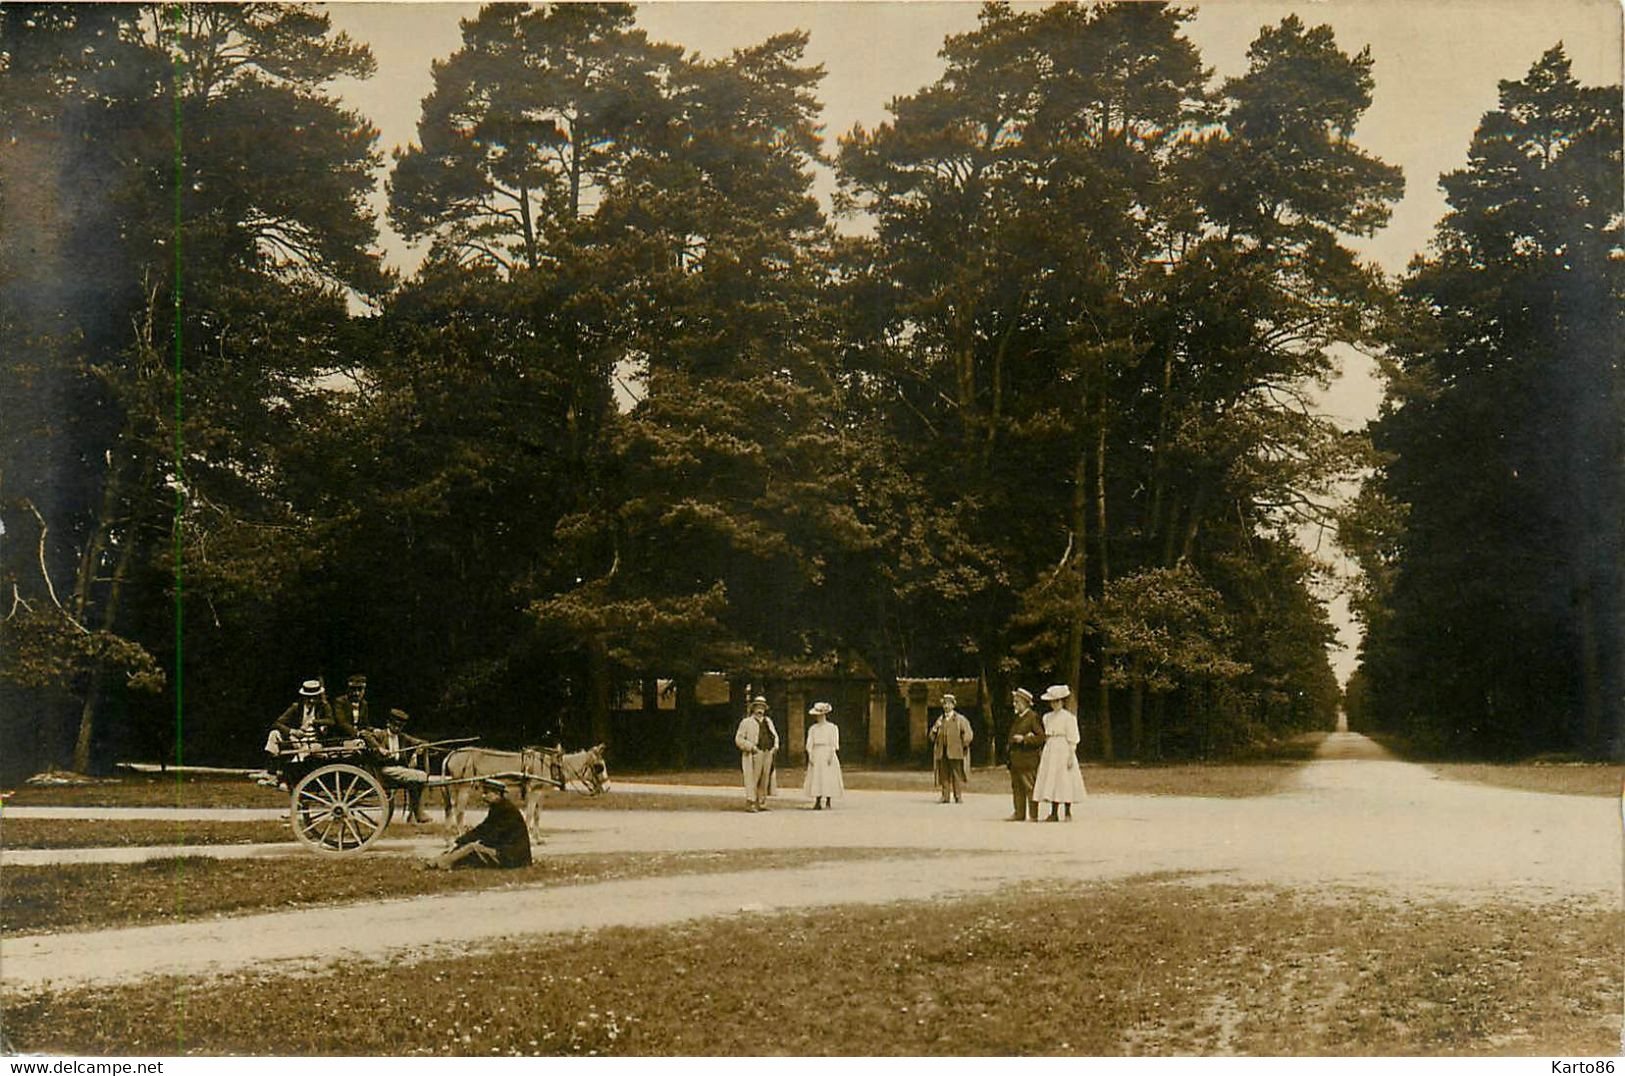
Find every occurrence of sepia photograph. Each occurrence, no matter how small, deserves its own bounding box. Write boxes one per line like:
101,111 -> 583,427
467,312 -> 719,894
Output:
1,0 -> 1620,1059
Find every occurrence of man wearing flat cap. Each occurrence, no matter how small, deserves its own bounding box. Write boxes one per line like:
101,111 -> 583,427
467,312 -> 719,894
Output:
929,693 -> 974,804
734,695 -> 779,812
1006,687 -> 1045,821
363,708 -> 432,823
429,777 -> 532,869
332,674 -> 369,739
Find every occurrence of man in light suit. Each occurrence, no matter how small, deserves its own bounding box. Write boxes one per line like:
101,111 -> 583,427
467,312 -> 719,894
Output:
929,693 -> 974,804
734,695 -> 779,813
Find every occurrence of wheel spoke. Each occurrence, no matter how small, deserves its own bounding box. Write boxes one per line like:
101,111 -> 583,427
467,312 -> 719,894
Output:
316,815 -> 341,848
340,815 -> 364,848
352,806 -> 382,835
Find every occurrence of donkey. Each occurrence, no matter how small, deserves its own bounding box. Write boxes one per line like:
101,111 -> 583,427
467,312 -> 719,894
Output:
440,746 -> 552,830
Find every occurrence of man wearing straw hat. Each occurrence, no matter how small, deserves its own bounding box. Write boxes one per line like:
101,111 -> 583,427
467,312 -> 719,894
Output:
262,678 -> 337,785
1006,687 -> 1045,821
734,695 -> 779,812
929,693 -> 974,804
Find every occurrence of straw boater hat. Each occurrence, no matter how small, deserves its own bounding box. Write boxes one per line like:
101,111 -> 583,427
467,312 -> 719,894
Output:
941,693 -> 956,705
388,707 -> 410,724
1013,687 -> 1034,704
749,696 -> 768,712
347,674 -> 366,688
299,679 -> 323,697
808,701 -> 833,715
1040,684 -> 1071,702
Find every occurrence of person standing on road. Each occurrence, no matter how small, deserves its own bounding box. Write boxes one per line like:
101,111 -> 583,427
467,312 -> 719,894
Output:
1006,687 -> 1045,821
1032,684 -> 1086,821
428,778 -> 532,870
734,695 -> 779,812
801,701 -> 844,810
929,693 -> 974,804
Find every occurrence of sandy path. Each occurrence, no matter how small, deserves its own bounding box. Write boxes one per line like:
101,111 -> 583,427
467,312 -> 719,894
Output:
3,734 -> 1618,995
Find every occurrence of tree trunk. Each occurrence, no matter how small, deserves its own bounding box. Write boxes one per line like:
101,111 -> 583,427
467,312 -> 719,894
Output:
978,660 -> 999,767
1148,341 -> 1177,564
568,138 -> 583,222
673,673 -> 696,769
1065,442 -> 1090,698
1150,691 -> 1166,760
1575,584 -> 1603,754
518,180 -> 538,271
641,674 -> 659,768
72,510 -> 142,775
1092,396 -> 1113,762
586,637 -> 612,750
1128,664 -> 1145,761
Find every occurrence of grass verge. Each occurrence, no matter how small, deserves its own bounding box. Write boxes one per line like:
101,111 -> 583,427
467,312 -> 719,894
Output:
1,818 -> 293,849
3,847 -> 943,937
7,733 -> 1327,809
625,759 -> 1312,798
1422,762 -> 1619,798
3,775 -> 286,809
5,780 -> 737,812
5,877 -> 1615,1056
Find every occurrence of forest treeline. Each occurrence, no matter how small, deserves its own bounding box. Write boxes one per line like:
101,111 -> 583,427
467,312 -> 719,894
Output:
1,3 -> 1617,776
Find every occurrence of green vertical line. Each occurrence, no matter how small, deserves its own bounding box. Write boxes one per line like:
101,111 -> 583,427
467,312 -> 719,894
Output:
168,1 -> 186,1055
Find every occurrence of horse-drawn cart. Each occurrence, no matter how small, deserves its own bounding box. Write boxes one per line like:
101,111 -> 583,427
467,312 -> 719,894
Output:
272,738 -> 609,854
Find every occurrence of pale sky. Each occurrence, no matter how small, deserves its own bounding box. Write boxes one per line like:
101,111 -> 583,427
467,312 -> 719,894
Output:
322,0 -> 1623,684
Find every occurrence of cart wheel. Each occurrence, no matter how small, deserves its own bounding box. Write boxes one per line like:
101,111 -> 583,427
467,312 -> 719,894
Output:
291,764 -> 393,853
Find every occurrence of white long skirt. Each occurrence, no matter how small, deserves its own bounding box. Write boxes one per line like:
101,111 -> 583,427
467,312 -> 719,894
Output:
1032,736 -> 1087,804
802,751 -> 845,799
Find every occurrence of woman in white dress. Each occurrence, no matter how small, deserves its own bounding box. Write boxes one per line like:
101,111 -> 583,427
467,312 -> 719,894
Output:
1031,684 -> 1086,821
801,701 -> 844,810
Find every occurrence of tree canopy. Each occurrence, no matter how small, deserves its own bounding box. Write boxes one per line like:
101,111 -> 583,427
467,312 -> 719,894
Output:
24,2 -> 1604,779
1346,46 -> 1621,757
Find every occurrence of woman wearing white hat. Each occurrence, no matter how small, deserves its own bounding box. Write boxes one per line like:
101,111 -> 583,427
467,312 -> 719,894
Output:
1031,684 -> 1086,820
801,701 -> 844,809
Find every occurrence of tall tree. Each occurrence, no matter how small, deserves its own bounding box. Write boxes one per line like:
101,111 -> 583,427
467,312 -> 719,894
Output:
1,3 -> 385,774
838,4 -> 1392,757
389,2 -> 680,274
1350,46 -> 1622,756
530,31 -> 867,758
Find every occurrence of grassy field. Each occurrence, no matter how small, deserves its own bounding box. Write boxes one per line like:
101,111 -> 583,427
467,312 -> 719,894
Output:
1,818 -> 294,849
3,780 -> 737,812
625,758 -> 1314,798
7,876 -> 1615,1056
3,776 -> 288,809
3,847 -> 946,937
1424,762 -> 1620,797
4,734 -> 1327,809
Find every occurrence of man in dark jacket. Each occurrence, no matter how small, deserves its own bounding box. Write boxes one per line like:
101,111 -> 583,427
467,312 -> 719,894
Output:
1006,687 -> 1045,821
333,674 -> 369,739
428,778 -> 532,869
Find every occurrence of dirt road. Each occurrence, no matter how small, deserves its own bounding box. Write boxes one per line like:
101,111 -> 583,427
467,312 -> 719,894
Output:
4,733 -> 1618,994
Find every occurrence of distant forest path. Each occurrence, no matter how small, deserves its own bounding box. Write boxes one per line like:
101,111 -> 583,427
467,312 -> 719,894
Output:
4,733 -> 1616,994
